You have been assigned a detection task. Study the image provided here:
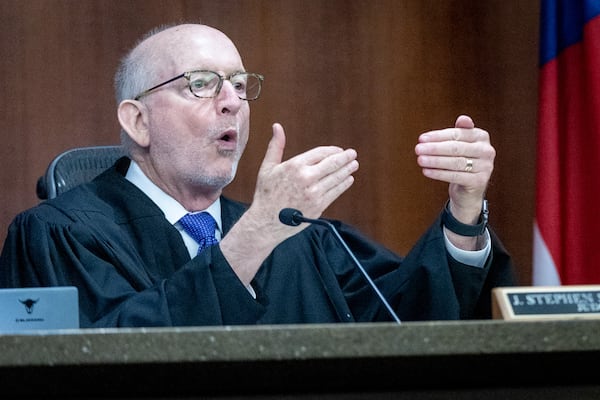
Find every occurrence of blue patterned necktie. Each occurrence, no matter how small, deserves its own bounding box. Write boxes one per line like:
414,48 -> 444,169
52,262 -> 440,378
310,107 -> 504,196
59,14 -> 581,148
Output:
179,212 -> 219,255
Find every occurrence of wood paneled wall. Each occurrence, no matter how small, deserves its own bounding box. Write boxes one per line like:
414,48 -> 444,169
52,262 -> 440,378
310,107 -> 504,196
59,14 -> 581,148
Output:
0,0 -> 539,284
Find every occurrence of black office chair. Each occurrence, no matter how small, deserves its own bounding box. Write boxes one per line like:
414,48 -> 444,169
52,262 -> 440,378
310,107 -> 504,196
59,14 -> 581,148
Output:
36,145 -> 125,200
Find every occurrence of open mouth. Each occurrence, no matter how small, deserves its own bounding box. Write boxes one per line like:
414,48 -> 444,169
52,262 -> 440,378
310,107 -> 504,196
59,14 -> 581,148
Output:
215,128 -> 239,151
218,129 -> 237,143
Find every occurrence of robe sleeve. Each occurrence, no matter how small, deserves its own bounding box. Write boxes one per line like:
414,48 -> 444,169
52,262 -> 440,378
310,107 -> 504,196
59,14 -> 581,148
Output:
326,213 -> 515,321
0,209 -> 266,328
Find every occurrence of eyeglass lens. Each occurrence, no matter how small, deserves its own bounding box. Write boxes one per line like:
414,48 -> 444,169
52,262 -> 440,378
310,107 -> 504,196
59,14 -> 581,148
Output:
188,71 -> 261,100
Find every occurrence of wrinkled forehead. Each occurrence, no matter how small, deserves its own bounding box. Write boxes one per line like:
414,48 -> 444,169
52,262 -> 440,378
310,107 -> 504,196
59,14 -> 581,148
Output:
142,24 -> 245,78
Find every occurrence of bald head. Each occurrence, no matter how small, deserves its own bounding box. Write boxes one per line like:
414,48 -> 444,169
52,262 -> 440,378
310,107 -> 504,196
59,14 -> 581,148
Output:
114,24 -> 244,104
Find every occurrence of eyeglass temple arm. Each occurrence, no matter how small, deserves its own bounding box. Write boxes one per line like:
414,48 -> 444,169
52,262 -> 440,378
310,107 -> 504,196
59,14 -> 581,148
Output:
134,73 -> 186,100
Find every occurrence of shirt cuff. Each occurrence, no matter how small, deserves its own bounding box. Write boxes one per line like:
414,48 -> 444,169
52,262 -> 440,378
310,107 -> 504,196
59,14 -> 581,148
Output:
443,229 -> 491,268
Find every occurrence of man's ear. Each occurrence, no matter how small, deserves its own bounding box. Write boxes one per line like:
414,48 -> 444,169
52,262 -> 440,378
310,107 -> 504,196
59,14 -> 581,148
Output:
117,100 -> 150,148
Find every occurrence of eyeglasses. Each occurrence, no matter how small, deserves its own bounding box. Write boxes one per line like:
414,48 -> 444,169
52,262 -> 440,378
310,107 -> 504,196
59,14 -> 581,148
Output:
134,70 -> 264,101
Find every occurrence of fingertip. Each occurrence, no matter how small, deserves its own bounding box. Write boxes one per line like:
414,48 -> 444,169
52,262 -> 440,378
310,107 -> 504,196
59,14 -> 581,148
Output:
414,143 -> 425,154
454,114 -> 475,129
271,122 -> 286,141
455,115 -> 475,129
271,122 -> 282,134
417,132 -> 432,143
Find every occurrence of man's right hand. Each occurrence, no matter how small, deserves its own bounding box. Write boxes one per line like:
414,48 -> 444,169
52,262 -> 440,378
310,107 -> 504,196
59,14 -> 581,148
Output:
219,122 -> 359,286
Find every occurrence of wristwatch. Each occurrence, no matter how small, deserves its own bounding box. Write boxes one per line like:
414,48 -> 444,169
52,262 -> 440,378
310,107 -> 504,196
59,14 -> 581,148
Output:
442,199 -> 488,236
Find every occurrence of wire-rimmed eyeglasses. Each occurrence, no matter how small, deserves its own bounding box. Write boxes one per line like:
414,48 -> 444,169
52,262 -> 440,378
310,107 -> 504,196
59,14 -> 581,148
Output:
134,70 -> 264,101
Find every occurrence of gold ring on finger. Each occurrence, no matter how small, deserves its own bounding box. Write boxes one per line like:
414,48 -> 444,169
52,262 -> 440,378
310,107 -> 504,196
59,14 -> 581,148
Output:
465,159 -> 473,172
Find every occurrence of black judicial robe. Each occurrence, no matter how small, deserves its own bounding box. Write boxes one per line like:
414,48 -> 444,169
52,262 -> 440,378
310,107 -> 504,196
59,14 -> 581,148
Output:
0,158 -> 515,327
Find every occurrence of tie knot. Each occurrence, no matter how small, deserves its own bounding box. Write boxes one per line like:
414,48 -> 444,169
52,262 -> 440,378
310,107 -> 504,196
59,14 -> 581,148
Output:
179,212 -> 219,254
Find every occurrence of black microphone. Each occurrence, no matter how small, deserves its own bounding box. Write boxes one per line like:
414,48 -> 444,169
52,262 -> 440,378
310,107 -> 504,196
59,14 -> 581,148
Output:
279,208 -> 401,324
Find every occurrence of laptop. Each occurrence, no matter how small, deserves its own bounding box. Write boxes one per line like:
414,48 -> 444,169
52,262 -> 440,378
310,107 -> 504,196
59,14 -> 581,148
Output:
0,286 -> 79,333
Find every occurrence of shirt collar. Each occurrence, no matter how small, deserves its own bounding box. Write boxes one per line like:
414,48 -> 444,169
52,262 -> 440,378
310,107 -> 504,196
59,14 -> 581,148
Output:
124,160 -> 222,233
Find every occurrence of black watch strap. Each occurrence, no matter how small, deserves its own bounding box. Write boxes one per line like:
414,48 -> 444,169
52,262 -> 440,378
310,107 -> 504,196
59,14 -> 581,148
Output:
442,199 -> 488,236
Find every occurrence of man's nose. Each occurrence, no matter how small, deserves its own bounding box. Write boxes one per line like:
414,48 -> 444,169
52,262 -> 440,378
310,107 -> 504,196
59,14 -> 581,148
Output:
216,80 -> 243,114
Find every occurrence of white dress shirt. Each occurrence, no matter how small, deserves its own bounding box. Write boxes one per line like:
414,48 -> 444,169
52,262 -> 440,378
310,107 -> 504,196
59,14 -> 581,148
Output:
124,161 -> 222,259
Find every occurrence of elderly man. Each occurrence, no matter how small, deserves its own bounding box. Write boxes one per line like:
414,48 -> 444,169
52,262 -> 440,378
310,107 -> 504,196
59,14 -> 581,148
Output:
0,23 -> 514,327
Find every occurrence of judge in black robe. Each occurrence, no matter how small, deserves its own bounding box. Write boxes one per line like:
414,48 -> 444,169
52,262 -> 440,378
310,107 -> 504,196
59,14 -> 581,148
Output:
0,157 -> 515,328
0,23 -> 516,327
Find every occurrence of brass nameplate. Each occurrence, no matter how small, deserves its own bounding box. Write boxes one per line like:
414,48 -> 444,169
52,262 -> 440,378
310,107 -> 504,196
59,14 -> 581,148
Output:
492,285 -> 600,320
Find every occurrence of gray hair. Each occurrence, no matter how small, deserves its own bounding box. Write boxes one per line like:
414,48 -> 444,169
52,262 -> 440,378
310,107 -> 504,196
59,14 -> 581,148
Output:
114,24 -> 178,103
113,24 -> 176,151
